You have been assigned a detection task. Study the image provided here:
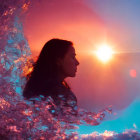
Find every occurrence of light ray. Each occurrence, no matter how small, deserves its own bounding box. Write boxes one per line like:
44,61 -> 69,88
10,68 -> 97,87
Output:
95,44 -> 114,63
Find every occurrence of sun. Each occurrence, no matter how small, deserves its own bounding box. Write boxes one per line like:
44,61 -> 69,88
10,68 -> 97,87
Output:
95,44 -> 114,63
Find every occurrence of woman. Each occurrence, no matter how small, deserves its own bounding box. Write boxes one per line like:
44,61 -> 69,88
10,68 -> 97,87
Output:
23,38 -> 79,116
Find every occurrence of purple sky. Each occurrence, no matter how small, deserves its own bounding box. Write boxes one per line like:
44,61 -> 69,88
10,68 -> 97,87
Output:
86,0 -> 140,52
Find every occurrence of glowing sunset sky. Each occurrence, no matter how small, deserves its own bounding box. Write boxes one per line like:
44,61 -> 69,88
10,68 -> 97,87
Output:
23,0 -> 140,112
87,0 -> 140,53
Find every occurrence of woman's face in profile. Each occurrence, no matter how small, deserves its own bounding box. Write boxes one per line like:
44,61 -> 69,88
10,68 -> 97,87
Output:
58,46 -> 79,78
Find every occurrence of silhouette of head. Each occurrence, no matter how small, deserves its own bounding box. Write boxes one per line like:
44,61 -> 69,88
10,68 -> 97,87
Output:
23,38 -> 79,99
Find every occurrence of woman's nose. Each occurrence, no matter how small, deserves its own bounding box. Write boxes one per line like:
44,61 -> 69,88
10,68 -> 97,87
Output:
76,59 -> 80,66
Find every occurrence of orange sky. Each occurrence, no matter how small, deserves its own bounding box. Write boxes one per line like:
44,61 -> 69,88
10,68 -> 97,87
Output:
23,0 -> 140,112
23,0 -> 106,55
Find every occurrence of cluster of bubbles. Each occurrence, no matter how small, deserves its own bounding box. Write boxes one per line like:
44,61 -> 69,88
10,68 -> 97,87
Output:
1,0 -> 140,139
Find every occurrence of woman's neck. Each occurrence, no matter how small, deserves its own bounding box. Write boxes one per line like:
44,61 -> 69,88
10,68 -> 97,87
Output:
56,73 -> 66,83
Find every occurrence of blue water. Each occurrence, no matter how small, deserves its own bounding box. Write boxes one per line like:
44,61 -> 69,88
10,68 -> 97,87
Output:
78,97 -> 140,134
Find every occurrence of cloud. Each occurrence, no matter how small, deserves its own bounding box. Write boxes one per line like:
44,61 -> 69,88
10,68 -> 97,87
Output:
80,129 -> 140,140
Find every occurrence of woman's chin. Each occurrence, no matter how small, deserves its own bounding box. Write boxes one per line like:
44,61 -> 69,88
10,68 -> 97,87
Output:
66,72 -> 77,78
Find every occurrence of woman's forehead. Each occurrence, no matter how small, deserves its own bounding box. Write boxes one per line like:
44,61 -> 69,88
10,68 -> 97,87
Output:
68,46 -> 76,54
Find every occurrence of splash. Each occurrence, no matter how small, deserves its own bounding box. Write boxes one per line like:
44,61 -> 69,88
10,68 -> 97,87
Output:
0,0 -> 140,139
0,0 -> 112,139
